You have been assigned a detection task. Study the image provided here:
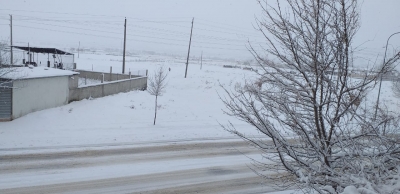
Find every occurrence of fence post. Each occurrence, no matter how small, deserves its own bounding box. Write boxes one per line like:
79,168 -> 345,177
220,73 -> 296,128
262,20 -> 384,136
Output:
129,71 -> 131,79
101,73 -> 104,83
85,75 -> 87,85
146,69 -> 148,76
110,66 -> 112,81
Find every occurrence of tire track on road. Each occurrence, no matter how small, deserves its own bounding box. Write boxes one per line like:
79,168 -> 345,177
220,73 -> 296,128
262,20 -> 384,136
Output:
0,140 -> 277,193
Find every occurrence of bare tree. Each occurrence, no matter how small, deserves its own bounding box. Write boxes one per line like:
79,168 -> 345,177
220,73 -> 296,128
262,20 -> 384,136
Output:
0,41 -> 9,67
392,78 -> 400,98
222,0 -> 400,193
0,41 -> 17,88
148,67 -> 168,125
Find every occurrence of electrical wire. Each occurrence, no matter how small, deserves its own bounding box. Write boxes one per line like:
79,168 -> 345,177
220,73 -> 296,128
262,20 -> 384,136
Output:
14,21 -> 252,47
10,15 -> 263,44
7,11 -> 266,41
12,16 -> 265,46
13,25 -> 250,51
0,9 -> 266,53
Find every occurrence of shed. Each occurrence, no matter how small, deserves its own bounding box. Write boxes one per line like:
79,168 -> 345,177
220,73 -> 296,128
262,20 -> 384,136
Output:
12,46 -> 75,69
0,66 -> 79,121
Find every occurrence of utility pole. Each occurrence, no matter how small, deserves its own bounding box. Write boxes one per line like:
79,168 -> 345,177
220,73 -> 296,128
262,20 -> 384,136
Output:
28,42 -> 30,65
10,14 -> 13,66
200,51 -> 203,70
374,31 -> 400,120
122,17 -> 127,74
184,18 -> 194,78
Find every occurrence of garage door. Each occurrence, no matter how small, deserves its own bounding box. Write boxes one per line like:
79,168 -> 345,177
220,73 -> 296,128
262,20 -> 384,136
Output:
0,82 -> 12,121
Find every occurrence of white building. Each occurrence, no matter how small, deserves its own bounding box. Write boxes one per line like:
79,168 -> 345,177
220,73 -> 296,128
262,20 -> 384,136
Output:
0,66 -> 78,121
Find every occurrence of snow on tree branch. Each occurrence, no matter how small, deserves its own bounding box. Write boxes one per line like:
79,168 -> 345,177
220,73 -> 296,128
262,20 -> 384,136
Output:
222,0 -> 400,193
148,67 -> 168,125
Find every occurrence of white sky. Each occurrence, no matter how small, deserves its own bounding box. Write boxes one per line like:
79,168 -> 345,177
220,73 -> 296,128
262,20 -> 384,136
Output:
0,0 -> 399,62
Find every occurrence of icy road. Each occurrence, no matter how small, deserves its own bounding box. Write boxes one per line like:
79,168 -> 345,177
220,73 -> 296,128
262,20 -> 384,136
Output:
0,140 -> 279,194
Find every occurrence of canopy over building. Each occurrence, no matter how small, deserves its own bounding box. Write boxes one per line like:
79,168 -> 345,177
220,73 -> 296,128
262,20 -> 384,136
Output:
12,46 -> 73,55
12,46 -> 75,69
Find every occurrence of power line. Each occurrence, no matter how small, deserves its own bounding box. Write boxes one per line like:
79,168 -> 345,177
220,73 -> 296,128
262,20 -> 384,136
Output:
18,21 -> 121,35
127,23 -> 260,43
0,8 -> 123,18
12,14 -> 123,24
13,16 -> 124,29
14,19 -> 256,47
7,12 -> 266,43
128,24 -> 189,36
128,23 -> 244,43
195,21 -> 259,36
14,24 -> 122,40
126,16 -> 263,38
10,14 -> 262,43
0,8 -> 193,20
28,21 -> 188,43
12,24 -> 250,51
196,18 -> 258,32
0,11 -> 263,52
128,17 -> 263,39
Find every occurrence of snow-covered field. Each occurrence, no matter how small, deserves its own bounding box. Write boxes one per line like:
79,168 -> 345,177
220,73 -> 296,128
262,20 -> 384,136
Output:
0,53 -> 261,152
0,52 -> 399,193
1,52 -> 398,151
0,0 -> 398,192
0,52 -> 279,193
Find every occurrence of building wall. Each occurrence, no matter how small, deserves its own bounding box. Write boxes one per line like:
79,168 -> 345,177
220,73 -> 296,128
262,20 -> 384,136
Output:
0,81 -> 12,121
12,76 -> 69,119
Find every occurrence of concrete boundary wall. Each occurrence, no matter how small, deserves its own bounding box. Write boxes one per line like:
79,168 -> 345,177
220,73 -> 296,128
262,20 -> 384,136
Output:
76,70 -> 142,82
69,77 -> 147,102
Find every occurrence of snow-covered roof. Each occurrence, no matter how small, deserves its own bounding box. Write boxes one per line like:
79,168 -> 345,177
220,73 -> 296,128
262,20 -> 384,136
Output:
0,67 -> 79,80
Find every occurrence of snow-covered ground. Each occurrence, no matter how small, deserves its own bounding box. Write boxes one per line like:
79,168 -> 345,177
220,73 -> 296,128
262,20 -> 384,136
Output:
1,52 -> 398,151
0,53 -> 274,193
0,52 -> 399,193
0,53 -> 261,152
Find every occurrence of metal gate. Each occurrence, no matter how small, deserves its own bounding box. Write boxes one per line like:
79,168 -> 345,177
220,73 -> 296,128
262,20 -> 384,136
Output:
0,81 -> 12,121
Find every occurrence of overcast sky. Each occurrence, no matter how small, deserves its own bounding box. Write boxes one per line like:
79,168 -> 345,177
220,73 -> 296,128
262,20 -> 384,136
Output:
0,0 -> 399,62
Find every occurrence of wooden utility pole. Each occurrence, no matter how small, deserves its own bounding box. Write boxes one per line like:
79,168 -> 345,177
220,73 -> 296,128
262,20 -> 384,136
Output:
10,14 -> 13,65
184,18 -> 194,78
28,42 -> 30,65
200,51 -> 203,70
122,17 -> 127,74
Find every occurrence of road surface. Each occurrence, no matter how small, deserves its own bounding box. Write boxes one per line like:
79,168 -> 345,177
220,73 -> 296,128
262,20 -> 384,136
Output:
0,140 -> 280,194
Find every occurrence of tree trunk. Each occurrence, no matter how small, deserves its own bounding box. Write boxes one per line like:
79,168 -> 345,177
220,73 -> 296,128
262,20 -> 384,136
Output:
153,95 -> 157,125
